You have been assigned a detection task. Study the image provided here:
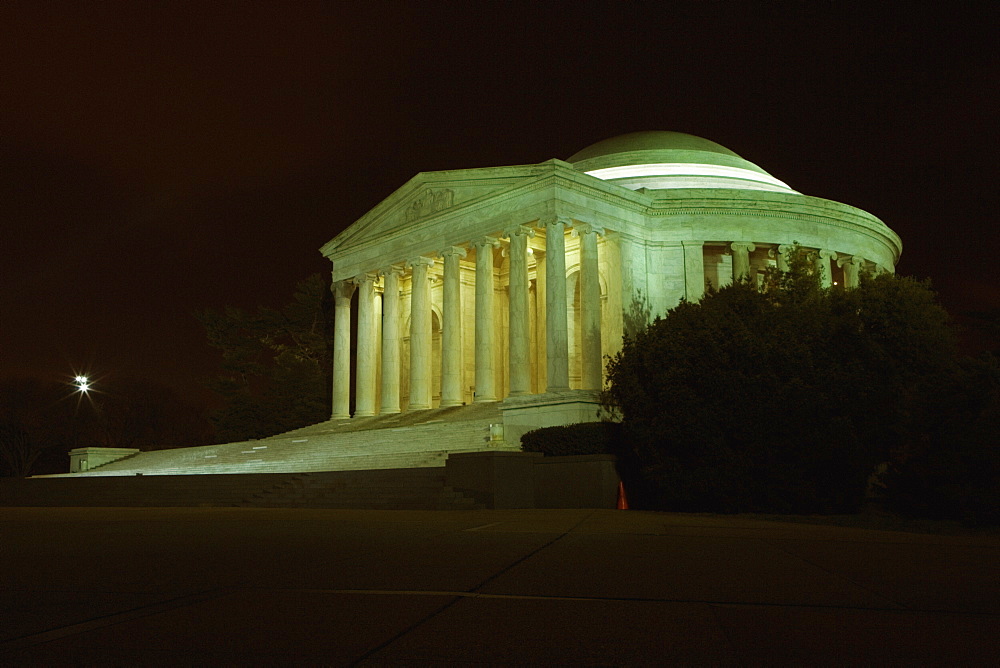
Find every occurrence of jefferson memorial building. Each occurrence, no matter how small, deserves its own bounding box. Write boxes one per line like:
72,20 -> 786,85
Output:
58,132 -> 904,478
321,131 -> 902,438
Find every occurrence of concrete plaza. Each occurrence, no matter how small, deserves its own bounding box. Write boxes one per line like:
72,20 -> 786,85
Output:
2,507 -> 997,665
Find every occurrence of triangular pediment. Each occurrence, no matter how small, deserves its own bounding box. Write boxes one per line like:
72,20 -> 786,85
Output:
321,164 -> 549,256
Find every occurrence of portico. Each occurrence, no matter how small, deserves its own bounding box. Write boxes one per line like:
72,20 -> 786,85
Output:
327,215 -> 612,417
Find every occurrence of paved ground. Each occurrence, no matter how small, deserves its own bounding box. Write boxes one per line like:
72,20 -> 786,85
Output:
1,507 -> 997,666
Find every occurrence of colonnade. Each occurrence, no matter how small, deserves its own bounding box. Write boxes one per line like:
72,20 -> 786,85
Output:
739,242 -> 873,288
330,217 -> 604,419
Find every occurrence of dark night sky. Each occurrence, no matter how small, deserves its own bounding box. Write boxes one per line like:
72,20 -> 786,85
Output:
2,2 -> 998,403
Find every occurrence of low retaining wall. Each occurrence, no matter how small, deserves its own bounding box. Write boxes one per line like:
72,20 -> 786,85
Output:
445,451 -> 619,509
4,454 -> 619,510
499,390 -> 603,449
0,472 -> 303,507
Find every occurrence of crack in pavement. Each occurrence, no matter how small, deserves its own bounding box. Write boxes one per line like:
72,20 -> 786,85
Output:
346,510 -> 598,666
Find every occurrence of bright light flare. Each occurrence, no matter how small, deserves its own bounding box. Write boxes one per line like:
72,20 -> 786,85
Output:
73,375 -> 91,393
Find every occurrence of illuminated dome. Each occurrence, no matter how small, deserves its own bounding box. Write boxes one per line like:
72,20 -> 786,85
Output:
569,131 -> 797,193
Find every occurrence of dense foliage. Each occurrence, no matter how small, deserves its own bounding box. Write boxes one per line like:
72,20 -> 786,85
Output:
602,250 -> 989,516
197,273 -> 334,441
521,422 -> 622,456
882,353 -> 1000,525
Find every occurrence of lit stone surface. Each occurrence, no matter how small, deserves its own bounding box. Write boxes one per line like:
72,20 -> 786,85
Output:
577,224 -> 603,391
815,249 -> 837,288
353,273 -> 377,417
731,242 -> 757,282
439,247 -> 466,407
379,267 -> 403,414
319,131 -> 902,437
331,280 -> 356,420
473,238 -> 499,402
682,240 -> 705,302
407,257 -> 434,411
776,244 -> 792,271
505,226 -> 533,396
544,218 -> 570,392
839,255 -> 864,288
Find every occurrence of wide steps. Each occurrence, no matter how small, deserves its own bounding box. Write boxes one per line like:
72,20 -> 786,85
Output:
12,404 -> 506,509
73,406 -> 511,477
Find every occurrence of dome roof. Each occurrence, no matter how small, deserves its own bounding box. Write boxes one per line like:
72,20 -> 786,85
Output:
568,131 -> 743,162
568,131 -> 796,193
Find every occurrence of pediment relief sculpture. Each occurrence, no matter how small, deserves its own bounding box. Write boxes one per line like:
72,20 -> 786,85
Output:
405,188 -> 455,222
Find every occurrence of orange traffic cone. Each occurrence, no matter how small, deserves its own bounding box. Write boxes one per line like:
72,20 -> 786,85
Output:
616,481 -> 629,510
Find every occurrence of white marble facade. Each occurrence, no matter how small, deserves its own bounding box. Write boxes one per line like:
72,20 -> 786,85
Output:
321,132 -> 902,419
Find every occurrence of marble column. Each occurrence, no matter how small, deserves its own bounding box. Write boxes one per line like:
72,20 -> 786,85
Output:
473,237 -> 499,402
775,244 -> 792,272
682,240 -> 705,302
731,242 -> 756,282
331,279 -> 356,419
815,249 -> 836,288
545,217 -> 570,392
577,224 -> 603,391
379,266 -> 402,414
534,251 -> 547,392
353,273 -> 377,417
529,278 -> 538,392
505,225 -> 534,396
439,246 -> 466,407
407,257 -> 434,410
838,255 -> 864,288
374,290 -> 383,414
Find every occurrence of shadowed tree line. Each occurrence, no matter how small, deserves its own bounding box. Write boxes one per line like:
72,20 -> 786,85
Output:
0,377 -> 212,477
196,273 -> 335,442
1,274 -> 333,478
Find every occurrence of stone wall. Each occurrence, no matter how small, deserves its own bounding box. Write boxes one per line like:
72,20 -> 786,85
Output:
445,450 -> 620,509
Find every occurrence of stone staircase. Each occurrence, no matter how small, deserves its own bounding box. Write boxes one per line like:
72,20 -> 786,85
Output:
3,403 -> 512,509
59,402 -> 515,477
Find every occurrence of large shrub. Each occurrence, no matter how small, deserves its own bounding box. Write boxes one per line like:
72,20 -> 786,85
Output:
520,421 -> 621,457
604,256 -> 958,514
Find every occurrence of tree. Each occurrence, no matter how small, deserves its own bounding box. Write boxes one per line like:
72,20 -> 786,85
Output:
0,378 -> 76,477
0,376 -> 213,477
604,251 -> 959,513
197,273 -> 334,441
88,377 -> 213,451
